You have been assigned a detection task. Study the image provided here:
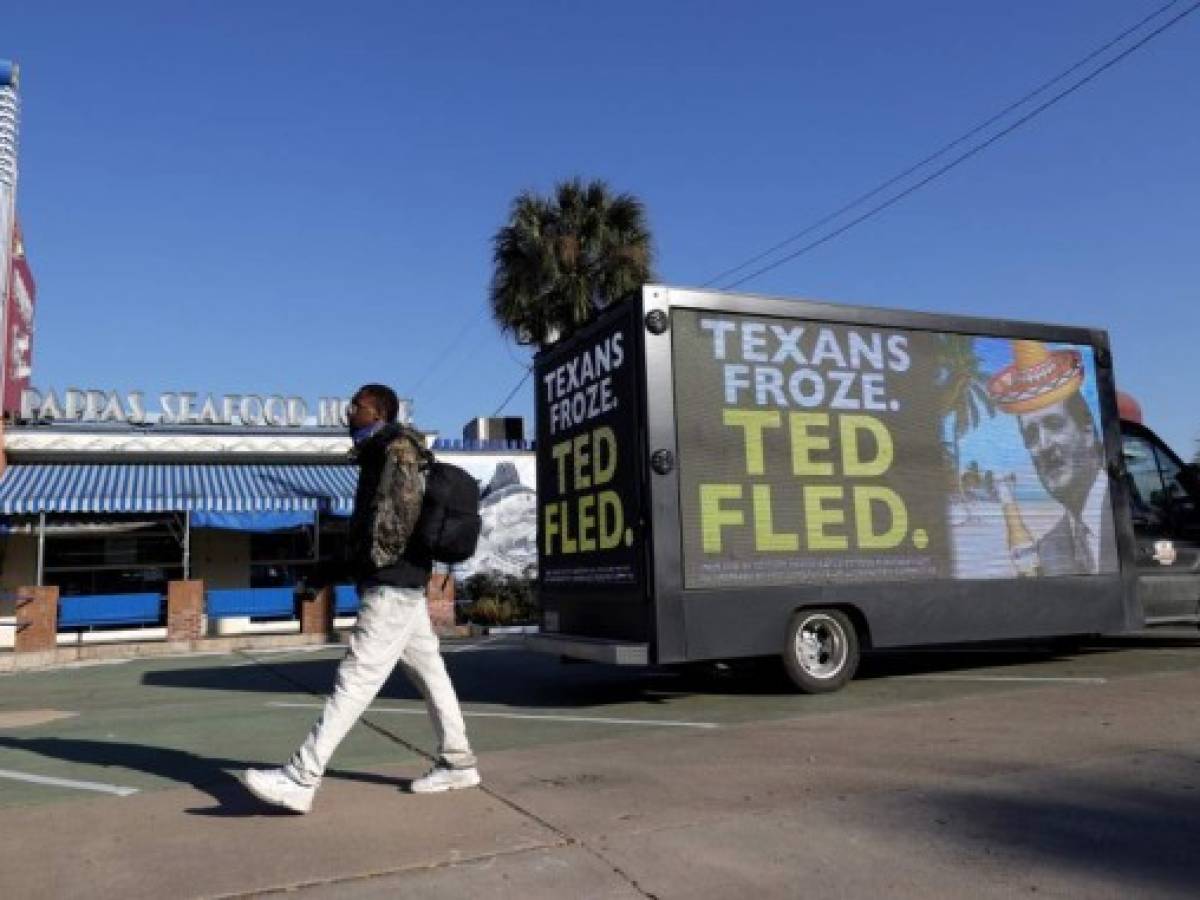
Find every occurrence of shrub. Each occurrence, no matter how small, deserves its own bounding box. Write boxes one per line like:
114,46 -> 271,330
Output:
460,573 -> 537,625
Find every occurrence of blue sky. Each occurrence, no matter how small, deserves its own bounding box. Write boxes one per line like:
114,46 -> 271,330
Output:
5,1 -> 1198,454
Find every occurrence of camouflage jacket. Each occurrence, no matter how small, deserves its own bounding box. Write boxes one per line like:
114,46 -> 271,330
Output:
348,423 -> 430,585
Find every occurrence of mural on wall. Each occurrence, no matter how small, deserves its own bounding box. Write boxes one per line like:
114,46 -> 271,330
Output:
451,456 -> 538,579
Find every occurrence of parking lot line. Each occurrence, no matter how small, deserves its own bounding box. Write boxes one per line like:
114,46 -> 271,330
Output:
902,675 -> 1108,684
266,701 -> 720,729
0,768 -> 139,797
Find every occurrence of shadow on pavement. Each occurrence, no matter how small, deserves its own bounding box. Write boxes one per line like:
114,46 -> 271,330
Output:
856,643 -> 1103,680
0,736 -> 411,816
901,755 -> 1200,894
133,637 -> 1145,704
141,645 -> 686,708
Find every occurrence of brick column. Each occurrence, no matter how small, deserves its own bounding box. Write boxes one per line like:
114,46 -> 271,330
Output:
426,572 -> 456,632
300,586 -> 333,635
167,580 -> 205,642
15,586 -> 58,654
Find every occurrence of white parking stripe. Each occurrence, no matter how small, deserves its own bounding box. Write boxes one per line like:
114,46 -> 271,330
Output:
266,701 -> 719,729
903,675 -> 1107,684
0,768 -> 139,797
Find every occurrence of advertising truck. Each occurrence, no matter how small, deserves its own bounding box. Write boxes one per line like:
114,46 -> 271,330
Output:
528,285 -> 1200,692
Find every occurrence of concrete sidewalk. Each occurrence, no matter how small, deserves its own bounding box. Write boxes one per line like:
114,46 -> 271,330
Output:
3,660 -> 1200,898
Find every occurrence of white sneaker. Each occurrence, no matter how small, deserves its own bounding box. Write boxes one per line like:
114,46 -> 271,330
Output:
410,765 -> 481,794
243,767 -> 316,813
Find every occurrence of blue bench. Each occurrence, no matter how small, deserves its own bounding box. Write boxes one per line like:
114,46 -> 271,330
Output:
206,587 -> 297,619
334,584 -> 359,615
58,592 -> 164,629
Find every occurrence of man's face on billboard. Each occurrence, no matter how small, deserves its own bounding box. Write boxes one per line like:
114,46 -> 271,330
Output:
1018,399 -> 1099,507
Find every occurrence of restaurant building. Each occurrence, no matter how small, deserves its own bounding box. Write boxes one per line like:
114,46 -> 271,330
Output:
0,390 -> 536,650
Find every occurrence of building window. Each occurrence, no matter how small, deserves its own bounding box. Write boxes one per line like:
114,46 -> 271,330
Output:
42,517 -> 183,597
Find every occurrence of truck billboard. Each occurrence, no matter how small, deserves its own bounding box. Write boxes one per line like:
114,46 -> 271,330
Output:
671,309 -> 1119,589
537,302 -> 642,588
535,301 -> 648,642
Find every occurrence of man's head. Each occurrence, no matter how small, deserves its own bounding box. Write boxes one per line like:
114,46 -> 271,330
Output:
349,383 -> 400,430
1017,391 -> 1101,511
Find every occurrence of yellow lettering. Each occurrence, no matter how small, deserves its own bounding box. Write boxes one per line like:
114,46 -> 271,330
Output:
593,426 -> 617,485
841,415 -> 893,477
700,484 -> 744,552
789,412 -> 833,476
572,433 -> 591,490
723,409 -> 781,476
752,485 -> 799,551
560,500 -> 578,554
854,485 -> 908,549
578,494 -> 597,552
597,491 -> 624,549
551,440 -> 571,493
543,503 -> 560,555
805,485 -> 847,550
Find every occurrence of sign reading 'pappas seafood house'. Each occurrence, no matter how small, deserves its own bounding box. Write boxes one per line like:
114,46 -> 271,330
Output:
19,387 -> 412,429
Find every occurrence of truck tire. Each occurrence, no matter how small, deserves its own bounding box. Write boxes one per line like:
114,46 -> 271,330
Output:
783,608 -> 859,693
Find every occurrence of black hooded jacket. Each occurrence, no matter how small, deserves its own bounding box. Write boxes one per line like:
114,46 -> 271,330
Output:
347,422 -> 433,589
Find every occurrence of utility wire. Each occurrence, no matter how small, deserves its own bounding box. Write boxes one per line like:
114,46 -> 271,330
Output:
721,0 -> 1200,290
705,0 -> 1190,289
489,335 -> 536,418
409,314 -> 483,394
489,367 -> 532,420
488,2 -> 1196,416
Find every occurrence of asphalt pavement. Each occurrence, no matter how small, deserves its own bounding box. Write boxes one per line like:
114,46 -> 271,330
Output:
2,633 -> 1200,898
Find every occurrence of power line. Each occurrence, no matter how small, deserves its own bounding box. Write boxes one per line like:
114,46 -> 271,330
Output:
492,366 -> 532,417
705,0 -> 1193,290
720,0 -> 1200,290
478,3 -> 1197,418
409,313 -> 483,394
489,334 -> 536,419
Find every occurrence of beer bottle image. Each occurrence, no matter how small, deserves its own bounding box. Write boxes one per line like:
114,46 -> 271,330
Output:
997,475 -> 1041,577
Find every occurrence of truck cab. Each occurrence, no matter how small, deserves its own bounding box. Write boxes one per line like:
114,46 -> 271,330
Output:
1121,420 -> 1200,625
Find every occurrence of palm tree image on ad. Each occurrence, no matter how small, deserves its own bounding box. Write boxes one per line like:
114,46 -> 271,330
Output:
945,337 -> 1119,578
938,333 -> 996,482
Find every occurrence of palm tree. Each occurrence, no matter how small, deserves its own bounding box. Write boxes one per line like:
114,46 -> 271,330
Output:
489,178 -> 654,345
937,334 -> 995,474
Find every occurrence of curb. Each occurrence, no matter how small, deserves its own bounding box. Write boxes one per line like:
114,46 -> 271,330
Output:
1,624 -> 478,674
0,633 -> 344,673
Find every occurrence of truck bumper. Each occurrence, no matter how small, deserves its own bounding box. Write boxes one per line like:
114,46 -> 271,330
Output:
525,633 -> 650,665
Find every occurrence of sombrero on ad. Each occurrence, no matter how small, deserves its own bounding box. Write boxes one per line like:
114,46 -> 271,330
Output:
986,340 -> 1084,414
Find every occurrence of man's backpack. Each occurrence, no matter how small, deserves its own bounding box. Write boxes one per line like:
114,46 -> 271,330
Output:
405,434 -> 483,564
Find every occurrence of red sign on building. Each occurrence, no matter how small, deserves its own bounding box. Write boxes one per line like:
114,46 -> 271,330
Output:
3,221 -> 35,415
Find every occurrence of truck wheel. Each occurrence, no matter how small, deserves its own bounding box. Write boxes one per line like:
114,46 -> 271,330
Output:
783,608 -> 859,693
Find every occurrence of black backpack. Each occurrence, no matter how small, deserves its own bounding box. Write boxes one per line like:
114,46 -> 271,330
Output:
405,433 -> 483,564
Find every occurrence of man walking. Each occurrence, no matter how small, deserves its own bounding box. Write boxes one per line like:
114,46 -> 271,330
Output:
244,384 -> 479,813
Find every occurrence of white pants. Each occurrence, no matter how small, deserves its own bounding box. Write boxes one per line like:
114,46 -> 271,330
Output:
286,584 -> 475,787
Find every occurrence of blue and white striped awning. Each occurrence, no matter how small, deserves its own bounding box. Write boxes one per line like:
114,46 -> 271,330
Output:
0,463 -> 358,516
